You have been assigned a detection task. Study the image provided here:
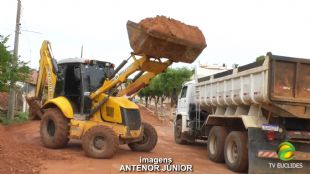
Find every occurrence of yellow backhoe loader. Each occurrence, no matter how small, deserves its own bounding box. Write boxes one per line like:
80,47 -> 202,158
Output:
27,20 -> 206,158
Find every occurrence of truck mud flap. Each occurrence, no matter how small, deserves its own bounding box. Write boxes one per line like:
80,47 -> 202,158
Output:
248,127 -> 310,174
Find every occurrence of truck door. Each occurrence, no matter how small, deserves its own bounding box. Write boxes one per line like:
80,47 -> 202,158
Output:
178,85 -> 189,115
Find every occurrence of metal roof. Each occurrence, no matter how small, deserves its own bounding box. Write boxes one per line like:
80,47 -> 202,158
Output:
57,58 -> 111,65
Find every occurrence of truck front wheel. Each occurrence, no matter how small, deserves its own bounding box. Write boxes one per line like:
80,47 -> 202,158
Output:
207,126 -> 228,162
224,131 -> 248,172
174,119 -> 187,144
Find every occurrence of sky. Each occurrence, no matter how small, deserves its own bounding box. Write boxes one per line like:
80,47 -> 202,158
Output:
1,0 -> 310,69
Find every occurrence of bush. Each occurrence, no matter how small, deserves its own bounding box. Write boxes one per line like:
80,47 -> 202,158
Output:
0,116 -> 13,125
0,111 -> 28,125
15,112 -> 28,122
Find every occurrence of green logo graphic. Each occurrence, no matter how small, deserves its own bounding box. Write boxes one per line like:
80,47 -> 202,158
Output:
277,141 -> 295,161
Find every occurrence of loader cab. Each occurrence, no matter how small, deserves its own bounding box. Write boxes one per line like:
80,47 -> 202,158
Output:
55,58 -> 114,115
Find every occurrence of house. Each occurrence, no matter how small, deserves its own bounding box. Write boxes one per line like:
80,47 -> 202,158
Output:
21,70 -> 37,112
0,70 -> 37,115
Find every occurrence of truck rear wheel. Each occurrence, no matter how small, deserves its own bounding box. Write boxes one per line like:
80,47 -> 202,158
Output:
224,131 -> 248,172
128,122 -> 157,152
40,108 -> 69,149
207,126 -> 228,162
174,119 -> 187,144
82,125 -> 119,159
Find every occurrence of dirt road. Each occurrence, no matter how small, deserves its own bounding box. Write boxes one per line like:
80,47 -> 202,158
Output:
2,106 -> 235,174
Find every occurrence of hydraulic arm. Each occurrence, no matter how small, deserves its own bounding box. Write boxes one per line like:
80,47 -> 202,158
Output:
90,53 -> 172,99
35,40 -> 58,101
26,40 -> 58,119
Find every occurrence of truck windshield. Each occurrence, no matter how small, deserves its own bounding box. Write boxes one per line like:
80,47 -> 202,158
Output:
180,86 -> 188,98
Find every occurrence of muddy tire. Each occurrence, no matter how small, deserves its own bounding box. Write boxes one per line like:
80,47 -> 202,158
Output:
40,108 -> 69,149
174,119 -> 187,144
224,131 -> 248,172
207,126 -> 228,163
128,122 -> 157,152
82,125 -> 119,159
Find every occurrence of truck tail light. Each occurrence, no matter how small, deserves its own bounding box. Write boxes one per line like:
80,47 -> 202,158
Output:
266,131 -> 276,141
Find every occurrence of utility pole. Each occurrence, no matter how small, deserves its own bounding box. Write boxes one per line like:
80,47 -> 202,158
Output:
7,0 -> 21,119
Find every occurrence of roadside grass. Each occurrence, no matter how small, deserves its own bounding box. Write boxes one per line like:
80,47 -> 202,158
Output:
0,111 -> 29,125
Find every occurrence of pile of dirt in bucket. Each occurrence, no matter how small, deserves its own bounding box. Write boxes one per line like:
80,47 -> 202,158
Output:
139,15 -> 206,46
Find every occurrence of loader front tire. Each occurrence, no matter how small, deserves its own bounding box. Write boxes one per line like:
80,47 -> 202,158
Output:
82,125 -> 119,159
128,122 -> 157,152
40,108 -> 69,149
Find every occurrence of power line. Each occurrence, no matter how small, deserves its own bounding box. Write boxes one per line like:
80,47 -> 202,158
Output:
21,29 -> 42,34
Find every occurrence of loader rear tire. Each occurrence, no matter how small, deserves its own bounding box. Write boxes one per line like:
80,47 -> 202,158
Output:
82,125 -> 119,159
40,108 -> 69,149
207,126 -> 228,163
128,122 -> 157,152
224,131 -> 248,172
174,119 -> 187,144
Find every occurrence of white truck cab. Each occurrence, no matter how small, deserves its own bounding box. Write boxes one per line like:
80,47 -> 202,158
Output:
175,81 -> 195,143
175,65 -> 228,143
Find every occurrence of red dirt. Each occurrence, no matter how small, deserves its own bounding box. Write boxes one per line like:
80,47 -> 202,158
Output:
0,107 -> 235,174
0,123 -> 70,174
139,15 -> 206,46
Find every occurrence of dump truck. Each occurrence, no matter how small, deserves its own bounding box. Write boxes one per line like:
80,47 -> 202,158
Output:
175,53 -> 310,173
27,17 -> 206,158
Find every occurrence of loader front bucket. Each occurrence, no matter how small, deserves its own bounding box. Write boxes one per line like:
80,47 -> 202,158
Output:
127,20 -> 206,63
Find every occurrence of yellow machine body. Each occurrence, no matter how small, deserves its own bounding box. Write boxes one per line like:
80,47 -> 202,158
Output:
27,17 -> 205,158
42,93 -> 142,142
43,96 -> 74,118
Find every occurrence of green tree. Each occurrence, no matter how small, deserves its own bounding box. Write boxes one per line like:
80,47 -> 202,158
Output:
138,67 -> 193,114
0,35 -> 30,92
0,35 -> 31,119
0,35 -> 11,91
256,55 -> 265,62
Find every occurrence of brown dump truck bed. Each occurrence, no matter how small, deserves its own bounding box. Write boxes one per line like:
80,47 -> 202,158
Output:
270,54 -> 310,104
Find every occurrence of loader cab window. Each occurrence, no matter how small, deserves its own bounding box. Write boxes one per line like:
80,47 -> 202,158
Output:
81,61 -> 114,114
83,62 -> 114,92
64,64 -> 82,113
55,65 -> 64,96
180,86 -> 188,98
